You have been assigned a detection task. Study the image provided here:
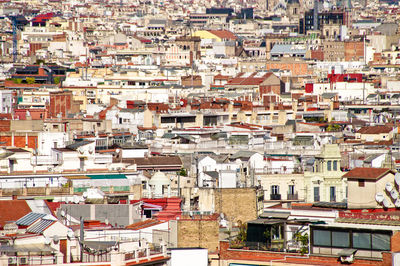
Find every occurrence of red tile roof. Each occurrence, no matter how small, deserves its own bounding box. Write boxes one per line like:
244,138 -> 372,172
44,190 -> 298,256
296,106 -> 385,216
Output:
226,72 -> 273,86
0,200 -> 32,229
357,125 -> 393,134
126,219 -> 163,230
342,167 -> 394,180
207,30 -> 237,40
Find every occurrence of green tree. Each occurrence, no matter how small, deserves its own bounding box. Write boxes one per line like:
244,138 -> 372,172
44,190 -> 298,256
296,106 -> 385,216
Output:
294,232 -> 309,255
14,78 -> 23,84
54,77 -> 60,84
326,124 -> 341,132
26,77 -> 35,84
177,168 -> 187,176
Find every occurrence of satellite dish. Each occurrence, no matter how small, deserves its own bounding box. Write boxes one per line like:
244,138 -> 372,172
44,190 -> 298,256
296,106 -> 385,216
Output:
53,235 -> 60,244
375,193 -> 384,203
67,230 -> 74,240
395,199 -> 400,208
83,192 -> 88,198
220,213 -> 225,219
44,237 -> 51,245
391,189 -> 399,200
382,198 -> 390,208
73,195 -> 79,204
395,173 -> 400,186
386,182 -> 393,192
60,210 -> 66,217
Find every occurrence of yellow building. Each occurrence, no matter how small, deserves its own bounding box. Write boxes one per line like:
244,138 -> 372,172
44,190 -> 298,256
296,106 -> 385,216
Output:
304,144 -> 347,203
193,30 -> 237,42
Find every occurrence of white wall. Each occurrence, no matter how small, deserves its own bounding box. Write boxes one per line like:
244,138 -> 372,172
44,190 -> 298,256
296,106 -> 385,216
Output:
170,248 -> 208,266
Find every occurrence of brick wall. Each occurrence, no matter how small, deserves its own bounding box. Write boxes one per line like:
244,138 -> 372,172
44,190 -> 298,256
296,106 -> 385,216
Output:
345,41 -> 364,61
214,188 -> 258,224
0,120 -> 10,132
0,133 -> 38,149
391,231 -> 400,252
177,217 -> 219,252
49,91 -> 73,118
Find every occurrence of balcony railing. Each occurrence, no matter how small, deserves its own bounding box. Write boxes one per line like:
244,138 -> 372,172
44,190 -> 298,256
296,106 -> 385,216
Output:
270,194 -> 281,200
287,193 -> 298,200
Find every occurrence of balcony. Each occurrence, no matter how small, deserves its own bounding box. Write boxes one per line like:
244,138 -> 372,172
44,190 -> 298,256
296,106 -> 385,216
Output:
287,193 -> 298,200
94,154 -> 112,164
31,156 -> 61,166
270,194 -> 281,200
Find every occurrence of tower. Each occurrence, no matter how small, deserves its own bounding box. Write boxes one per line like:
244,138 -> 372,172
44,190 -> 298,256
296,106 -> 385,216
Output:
313,0 -> 318,30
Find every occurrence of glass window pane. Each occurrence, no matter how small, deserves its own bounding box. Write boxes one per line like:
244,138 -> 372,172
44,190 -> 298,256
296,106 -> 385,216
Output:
353,232 -> 371,249
372,233 -> 390,251
332,231 -> 349,247
333,160 -> 338,171
313,230 -> 331,246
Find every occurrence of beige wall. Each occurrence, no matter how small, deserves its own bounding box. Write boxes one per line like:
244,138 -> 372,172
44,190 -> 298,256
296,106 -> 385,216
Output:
177,218 -> 219,252
11,120 -> 43,131
356,132 -> 393,142
259,173 -> 304,201
214,188 -> 259,224
347,172 -> 395,209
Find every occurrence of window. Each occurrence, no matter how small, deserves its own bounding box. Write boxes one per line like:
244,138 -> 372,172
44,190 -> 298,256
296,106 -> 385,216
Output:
332,231 -> 349,247
330,186 -> 336,202
353,232 -> 371,249
372,233 -> 391,251
333,160 -> 338,171
314,229 -> 391,251
288,185 -> 295,195
271,185 -> 279,195
313,230 -> 331,246
314,187 -> 320,202
358,179 -> 365,187
327,160 -> 332,171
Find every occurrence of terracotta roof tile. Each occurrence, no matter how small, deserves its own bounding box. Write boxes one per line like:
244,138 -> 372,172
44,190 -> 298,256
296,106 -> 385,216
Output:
126,219 -> 163,230
207,30 -> 237,40
342,167 -> 394,180
0,200 -> 32,229
357,125 -> 393,134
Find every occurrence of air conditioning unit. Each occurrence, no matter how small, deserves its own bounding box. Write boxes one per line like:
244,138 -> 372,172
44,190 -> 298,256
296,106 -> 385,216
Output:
19,257 -> 28,264
340,254 -> 354,264
8,257 -> 17,264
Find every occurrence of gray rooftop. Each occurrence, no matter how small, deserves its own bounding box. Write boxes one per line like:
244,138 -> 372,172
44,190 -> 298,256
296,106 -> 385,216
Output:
16,213 -> 47,226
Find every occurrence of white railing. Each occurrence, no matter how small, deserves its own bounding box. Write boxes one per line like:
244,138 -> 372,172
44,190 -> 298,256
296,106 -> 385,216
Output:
94,154 -> 113,164
31,156 -> 61,165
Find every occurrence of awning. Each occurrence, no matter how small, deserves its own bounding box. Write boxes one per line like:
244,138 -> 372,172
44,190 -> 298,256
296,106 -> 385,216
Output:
260,211 -> 290,219
0,245 -> 56,253
247,218 -> 284,225
338,248 -> 357,257
86,174 -> 127,179
83,241 -> 118,251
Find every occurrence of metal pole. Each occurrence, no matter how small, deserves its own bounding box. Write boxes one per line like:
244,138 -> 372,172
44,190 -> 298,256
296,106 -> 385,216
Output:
80,217 -> 84,262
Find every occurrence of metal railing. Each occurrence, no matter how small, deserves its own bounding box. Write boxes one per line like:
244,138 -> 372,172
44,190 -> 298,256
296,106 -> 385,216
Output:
287,193 -> 299,200
270,194 -> 281,200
